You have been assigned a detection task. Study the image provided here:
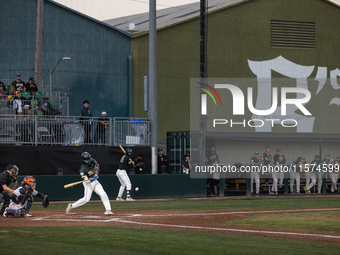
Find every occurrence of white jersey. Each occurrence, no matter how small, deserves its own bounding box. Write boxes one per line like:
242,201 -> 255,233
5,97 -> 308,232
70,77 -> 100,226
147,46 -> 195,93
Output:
8,186 -> 38,210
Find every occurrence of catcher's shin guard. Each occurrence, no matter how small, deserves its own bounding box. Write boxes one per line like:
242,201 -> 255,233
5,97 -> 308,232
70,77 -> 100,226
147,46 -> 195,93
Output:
6,209 -> 25,217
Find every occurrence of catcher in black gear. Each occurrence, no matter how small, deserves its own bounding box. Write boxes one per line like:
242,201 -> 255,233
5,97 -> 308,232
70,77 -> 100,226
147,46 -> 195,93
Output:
3,176 -> 49,218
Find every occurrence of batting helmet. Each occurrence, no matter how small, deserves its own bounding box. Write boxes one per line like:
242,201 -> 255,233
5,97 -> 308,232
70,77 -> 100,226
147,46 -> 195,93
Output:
22,176 -> 36,190
81,152 -> 92,163
126,148 -> 132,154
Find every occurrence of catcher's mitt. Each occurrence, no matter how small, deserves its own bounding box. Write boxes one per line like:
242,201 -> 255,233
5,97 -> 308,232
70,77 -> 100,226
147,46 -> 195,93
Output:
42,195 -> 50,208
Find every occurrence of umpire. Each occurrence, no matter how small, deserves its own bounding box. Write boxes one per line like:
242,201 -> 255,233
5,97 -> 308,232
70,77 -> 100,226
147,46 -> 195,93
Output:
0,165 -> 19,214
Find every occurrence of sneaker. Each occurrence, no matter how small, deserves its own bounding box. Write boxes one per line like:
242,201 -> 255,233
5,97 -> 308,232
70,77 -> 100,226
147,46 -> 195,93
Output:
275,192 -> 278,195
66,203 -> 72,215
24,213 -> 32,217
126,197 -> 134,201
255,193 -> 259,197
3,208 -> 8,218
104,210 -> 113,215
116,197 -> 124,201
304,187 -> 308,194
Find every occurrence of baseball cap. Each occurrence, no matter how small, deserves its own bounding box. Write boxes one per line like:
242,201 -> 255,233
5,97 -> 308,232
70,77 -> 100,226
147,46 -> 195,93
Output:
184,154 -> 190,157
301,156 -> 305,160
29,77 -> 35,81
16,91 -> 21,94
326,153 -> 330,157
315,155 -> 320,158
336,155 -> 340,159
158,148 -> 163,151
16,74 -> 21,77
276,148 -> 281,151
255,151 -> 259,155
101,111 -> 107,115
279,154 -> 284,157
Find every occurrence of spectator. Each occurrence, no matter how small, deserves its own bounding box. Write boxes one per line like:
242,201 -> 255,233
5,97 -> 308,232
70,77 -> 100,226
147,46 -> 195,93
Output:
0,85 -> 7,100
157,148 -> 168,174
181,154 -> 191,174
0,79 -> 5,90
13,91 -> 23,114
25,77 -> 38,92
80,100 -> 92,144
29,91 -> 40,115
11,75 -> 25,92
132,154 -> 145,174
38,96 -> 52,115
94,111 -> 109,145
6,86 -> 16,108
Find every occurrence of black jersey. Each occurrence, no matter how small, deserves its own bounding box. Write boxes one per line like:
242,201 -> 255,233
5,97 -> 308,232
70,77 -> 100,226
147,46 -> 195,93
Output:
262,153 -> 273,165
118,154 -> 133,171
0,171 -> 16,192
79,158 -> 99,178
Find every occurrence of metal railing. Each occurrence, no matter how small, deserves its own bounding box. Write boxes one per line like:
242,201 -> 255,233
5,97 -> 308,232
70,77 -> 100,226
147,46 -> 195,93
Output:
0,115 -> 149,146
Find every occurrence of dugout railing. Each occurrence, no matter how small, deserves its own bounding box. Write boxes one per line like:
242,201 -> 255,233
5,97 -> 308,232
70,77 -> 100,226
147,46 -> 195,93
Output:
0,115 -> 149,147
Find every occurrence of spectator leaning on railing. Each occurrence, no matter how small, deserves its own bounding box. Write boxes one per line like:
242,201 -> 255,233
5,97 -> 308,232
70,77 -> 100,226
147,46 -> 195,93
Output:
80,100 -> 92,144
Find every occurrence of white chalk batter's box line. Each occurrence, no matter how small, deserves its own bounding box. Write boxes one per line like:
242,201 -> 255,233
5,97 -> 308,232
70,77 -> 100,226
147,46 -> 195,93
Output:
31,208 -> 340,239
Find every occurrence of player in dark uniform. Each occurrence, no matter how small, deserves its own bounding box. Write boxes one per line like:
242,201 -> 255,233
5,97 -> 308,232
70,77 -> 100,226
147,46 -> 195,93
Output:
250,152 -> 263,195
0,165 -> 19,214
66,152 -> 113,215
320,154 -> 333,194
331,156 -> 340,193
131,154 -> 145,174
116,148 -> 135,201
262,146 -> 274,188
305,155 -> 321,194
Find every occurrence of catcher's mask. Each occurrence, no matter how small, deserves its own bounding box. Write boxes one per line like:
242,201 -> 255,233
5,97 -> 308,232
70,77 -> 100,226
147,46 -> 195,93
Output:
6,164 -> 19,179
81,152 -> 92,163
22,176 -> 36,190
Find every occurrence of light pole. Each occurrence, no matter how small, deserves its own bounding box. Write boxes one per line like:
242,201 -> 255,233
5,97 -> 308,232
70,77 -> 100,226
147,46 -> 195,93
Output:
49,57 -> 70,97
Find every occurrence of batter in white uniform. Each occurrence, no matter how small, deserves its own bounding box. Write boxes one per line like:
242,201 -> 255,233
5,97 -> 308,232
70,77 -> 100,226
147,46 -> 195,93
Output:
66,152 -> 113,215
116,148 -> 134,201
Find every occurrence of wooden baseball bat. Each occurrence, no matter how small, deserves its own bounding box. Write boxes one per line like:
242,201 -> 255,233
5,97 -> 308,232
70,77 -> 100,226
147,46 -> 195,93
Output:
119,144 -> 126,154
64,179 -> 88,189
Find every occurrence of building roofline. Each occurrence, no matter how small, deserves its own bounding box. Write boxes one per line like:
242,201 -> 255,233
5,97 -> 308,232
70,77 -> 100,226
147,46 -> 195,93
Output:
47,0 -> 132,38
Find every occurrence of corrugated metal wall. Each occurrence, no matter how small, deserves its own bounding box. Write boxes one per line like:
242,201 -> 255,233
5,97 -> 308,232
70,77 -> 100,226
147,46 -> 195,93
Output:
0,0 -> 132,118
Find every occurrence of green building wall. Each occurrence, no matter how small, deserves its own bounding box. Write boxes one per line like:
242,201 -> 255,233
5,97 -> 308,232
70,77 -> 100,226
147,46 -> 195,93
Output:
131,0 -> 340,138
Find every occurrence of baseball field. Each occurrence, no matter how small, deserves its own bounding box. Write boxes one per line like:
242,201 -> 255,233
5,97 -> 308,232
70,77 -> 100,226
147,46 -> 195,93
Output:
1,196 -> 340,255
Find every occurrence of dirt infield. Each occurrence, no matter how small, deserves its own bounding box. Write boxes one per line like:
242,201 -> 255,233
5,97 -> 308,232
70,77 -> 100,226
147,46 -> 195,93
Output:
2,207 -> 340,244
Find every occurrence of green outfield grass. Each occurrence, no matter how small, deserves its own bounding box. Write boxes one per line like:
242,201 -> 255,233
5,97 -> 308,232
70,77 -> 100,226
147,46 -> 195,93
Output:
1,226 -> 340,255
31,196 -> 340,211
2,197 -> 340,255
218,211 -> 340,232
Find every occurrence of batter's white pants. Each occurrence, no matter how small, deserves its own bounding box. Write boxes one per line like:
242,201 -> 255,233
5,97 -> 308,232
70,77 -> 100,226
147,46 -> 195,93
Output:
251,172 -> 260,194
289,171 -> 300,193
305,172 -> 316,192
329,172 -> 339,192
116,169 -> 132,198
71,180 -> 111,211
